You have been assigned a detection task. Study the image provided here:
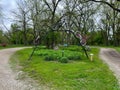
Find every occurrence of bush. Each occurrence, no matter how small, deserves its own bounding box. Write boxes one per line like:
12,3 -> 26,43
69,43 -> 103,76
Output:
67,55 -> 75,60
60,46 -> 82,52
59,57 -> 68,63
45,54 -> 58,61
38,52 -> 48,56
1,43 -> 7,47
45,55 -> 54,61
74,55 -> 81,60
68,55 -> 81,60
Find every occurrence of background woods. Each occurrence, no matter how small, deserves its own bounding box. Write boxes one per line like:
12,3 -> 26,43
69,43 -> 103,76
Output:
0,0 -> 120,47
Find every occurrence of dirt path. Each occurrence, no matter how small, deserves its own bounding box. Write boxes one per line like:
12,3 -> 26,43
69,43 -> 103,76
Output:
0,47 -> 44,90
100,48 -> 120,84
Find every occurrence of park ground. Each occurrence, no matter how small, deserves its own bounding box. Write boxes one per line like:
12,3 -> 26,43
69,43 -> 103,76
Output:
0,46 -> 120,90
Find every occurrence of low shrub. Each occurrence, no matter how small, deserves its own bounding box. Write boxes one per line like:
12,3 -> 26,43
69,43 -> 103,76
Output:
73,55 -> 81,60
45,55 -> 55,61
68,55 -> 81,60
45,54 -> 58,61
35,49 -> 83,63
67,55 -> 74,60
1,43 -> 7,47
59,57 -> 68,63
38,52 -> 48,56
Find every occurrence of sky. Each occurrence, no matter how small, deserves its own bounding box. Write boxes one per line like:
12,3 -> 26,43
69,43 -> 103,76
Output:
0,0 -> 17,30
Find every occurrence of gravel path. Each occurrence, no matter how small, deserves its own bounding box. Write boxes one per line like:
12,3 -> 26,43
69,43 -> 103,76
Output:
100,48 -> 120,84
0,47 -> 47,90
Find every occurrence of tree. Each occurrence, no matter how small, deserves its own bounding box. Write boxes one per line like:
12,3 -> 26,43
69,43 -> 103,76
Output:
12,0 -> 30,45
0,0 -> 2,18
85,0 -> 120,12
0,30 -> 9,44
10,24 -> 21,44
97,1 -> 120,46
0,30 -> 3,43
27,0 -> 44,39
9,0 -> 119,47
42,0 -> 63,48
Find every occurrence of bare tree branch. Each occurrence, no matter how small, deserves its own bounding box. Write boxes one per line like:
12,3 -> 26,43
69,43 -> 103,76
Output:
88,0 -> 120,12
43,0 -> 53,12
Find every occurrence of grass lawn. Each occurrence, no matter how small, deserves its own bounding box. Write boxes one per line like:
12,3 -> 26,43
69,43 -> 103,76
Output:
10,46 -> 119,90
115,47 -> 120,53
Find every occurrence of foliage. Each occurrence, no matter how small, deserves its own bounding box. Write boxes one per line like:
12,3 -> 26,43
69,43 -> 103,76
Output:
45,54 -> 58,61
5,23 -> 34,45
0,30 -> 9,44
0,43 -> 7,47
2,0 -> 120,47
60,45 -> 83,51
59,57 -> 68,63
44,31 -> 61,48
34,46 -> 83,63
67,55 -> 81,60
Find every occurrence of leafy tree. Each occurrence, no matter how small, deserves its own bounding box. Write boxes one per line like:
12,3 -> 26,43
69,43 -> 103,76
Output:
12,0 -> 30,45
7,0 -> 120,47
0,30 -> 8,44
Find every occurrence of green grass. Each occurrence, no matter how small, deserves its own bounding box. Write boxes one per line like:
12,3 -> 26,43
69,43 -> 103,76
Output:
10,46 -> 119,90
114,47 -> 120,53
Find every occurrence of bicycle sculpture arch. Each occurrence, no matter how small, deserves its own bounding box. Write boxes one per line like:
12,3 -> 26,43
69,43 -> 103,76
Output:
28,20 -> 89,60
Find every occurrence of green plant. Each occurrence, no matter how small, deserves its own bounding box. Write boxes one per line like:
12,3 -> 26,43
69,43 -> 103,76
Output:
45,54 -> 58,61
34,49 -> 83,63
38,52 -> 48,56
1,43 -> 7,47
59,57 -> 68,63
45,55 -> 54,61
73,55 -> 81,60
67,55 -> 81,60
67,55 -> 74,60
60,45 -> 82,52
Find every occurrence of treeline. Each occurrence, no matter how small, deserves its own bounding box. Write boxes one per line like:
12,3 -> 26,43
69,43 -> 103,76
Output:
0,0 -> 120,47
